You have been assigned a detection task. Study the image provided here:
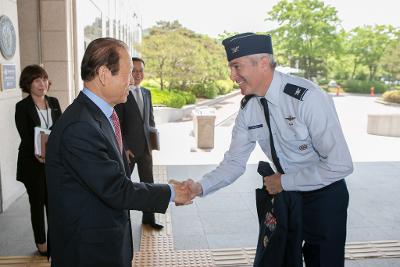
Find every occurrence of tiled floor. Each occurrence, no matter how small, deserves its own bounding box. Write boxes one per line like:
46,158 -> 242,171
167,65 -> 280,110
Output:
1,163 -> 400,266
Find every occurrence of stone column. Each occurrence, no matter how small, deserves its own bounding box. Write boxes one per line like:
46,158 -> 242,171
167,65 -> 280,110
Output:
39,0 -> 76,110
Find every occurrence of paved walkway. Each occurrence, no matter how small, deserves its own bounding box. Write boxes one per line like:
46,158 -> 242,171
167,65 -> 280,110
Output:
1,92 -> 399,266
155,93 -> 400,266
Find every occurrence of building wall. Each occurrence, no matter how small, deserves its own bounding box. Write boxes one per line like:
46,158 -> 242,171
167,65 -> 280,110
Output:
0,0 -> 25,212
18,0 -> 75,111
39,0 -> 75,110
17,0 -> 40,67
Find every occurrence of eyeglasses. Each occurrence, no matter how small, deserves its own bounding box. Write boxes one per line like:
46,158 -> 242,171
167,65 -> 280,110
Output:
132,69 -> 143,74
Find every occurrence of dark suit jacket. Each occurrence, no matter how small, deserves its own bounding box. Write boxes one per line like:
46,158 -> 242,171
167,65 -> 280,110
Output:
45,92 -> 170,267
15,95 -> 62,183
115,87 -> 155,157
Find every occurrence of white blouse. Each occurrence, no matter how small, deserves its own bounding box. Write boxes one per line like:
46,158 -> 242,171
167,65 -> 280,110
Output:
36,108 -> 53,129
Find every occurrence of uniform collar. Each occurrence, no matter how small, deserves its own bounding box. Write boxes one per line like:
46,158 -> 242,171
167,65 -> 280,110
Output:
263,70 -> 282,106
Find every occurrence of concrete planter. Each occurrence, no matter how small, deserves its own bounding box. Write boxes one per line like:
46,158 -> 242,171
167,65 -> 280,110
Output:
367,114 -> 400,137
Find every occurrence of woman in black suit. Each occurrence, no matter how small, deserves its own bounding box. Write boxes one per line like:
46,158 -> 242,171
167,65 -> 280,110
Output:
15,65 -> 62,256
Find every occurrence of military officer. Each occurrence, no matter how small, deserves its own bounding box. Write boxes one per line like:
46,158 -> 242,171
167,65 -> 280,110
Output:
184,33 -> 353,267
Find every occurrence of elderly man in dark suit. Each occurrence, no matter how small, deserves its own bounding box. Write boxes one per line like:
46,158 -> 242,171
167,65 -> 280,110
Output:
115,57 -> 163,230
45,37 -> 191,267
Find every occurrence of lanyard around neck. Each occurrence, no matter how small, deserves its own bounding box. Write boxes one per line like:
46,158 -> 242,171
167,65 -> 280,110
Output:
34,101 -> 50,129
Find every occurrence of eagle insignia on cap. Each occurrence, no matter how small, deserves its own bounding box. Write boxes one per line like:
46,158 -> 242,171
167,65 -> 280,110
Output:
231,46 -> 239,54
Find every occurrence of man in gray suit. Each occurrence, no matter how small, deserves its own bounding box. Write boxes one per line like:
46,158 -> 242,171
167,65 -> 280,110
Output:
115,57 -> 163,230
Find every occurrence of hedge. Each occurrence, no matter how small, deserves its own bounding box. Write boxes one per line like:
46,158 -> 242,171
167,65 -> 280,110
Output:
343,80 -> 389,94
382,90 -> 400,104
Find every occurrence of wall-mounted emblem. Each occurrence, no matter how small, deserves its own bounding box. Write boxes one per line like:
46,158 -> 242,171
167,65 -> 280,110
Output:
0,64 -> 17,90
0,15 -> 16,60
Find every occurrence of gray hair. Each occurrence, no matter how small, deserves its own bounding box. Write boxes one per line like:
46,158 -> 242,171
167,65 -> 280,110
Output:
249,53 -> 277,69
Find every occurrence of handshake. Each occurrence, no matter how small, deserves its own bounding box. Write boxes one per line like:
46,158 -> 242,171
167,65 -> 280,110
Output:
168,179 -> 202,206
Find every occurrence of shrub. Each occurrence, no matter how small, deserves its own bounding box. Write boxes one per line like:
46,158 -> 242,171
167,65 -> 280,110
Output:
191,82 -> 218,99
181,91 -> 196,105
382,90 -> 400,104
317,78 -> 329,85
165,94 -> 186,108
343,80 -> 389,94
141,79 -> 160,88
215,80 -> 234,95
150,87 -> 196,108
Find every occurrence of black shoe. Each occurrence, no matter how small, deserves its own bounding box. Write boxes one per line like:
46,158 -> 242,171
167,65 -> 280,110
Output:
143,222 -> 164,230
36,244 -> 48,257
38,250 -> 48,257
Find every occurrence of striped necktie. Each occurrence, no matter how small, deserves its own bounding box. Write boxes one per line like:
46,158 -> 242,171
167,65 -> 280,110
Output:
111,110 -> 123,153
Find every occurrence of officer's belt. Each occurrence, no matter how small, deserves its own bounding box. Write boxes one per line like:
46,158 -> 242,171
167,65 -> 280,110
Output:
301,179 -> 345,195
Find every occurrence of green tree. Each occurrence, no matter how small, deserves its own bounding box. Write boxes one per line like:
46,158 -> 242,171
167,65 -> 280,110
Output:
216,31 -> 238,42
267,0 -> 342,79
380,36 -> 400,83
138,21 -> 227,91
84,17 -> 102,48
347,25 -> 394,80
322,30 -> 348,81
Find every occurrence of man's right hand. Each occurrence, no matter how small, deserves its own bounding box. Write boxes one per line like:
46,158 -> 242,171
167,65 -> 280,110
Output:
125,150 -> 134,164
169,179 -> 194,206
35,154 -> 45,163
183,179 -> 203,198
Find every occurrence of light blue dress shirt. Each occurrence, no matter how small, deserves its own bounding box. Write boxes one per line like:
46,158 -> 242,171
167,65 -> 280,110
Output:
82,88 -> 175,202
199,71 -> 353,195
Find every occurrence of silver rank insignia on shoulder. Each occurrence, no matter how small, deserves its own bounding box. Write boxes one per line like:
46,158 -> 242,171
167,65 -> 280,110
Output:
240,94 -> 255,109
283,83 -> 308,101
285,115 -> 296,126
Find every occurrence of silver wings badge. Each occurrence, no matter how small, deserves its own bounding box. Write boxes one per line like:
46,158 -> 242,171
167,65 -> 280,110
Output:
285,116 -> 296,126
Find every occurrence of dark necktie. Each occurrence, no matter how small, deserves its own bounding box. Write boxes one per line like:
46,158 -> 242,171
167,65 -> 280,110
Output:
260,98 -> 284,174
111,110 -> 123,153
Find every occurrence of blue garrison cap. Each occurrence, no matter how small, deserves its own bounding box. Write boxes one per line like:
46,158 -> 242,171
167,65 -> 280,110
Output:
222,32 -> 273,61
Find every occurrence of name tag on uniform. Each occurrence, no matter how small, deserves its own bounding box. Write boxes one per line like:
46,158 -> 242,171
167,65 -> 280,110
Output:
248,124 -> 263,130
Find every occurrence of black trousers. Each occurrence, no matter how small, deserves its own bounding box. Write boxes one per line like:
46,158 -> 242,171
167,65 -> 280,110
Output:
302,179 -> 349,267
129,151 -> 155,224
23,168 -> 48,244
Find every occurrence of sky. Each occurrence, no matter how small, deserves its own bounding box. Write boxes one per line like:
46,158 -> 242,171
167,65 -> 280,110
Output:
135,0 -> 400,37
